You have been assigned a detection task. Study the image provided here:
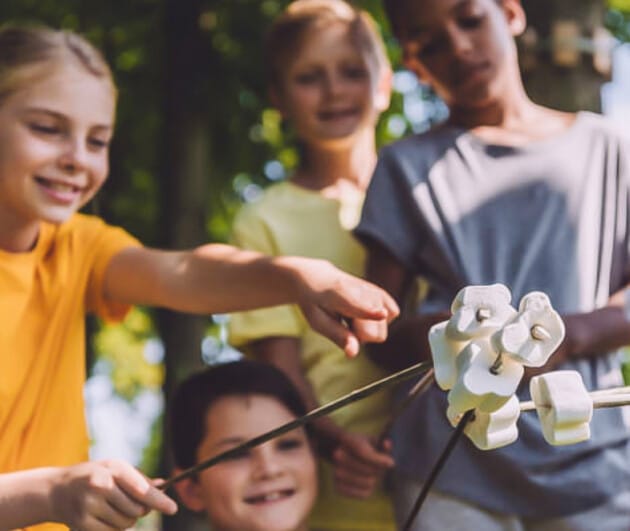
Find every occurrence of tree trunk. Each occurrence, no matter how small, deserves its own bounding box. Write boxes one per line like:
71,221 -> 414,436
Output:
157,1 -> 212,529
520,0 -> 609,112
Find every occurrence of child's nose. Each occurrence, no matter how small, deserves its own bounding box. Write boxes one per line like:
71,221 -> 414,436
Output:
448,29 -> 474,59
323,74 -> 345,97
252,448 -> 284,479
58,138 -> 89,173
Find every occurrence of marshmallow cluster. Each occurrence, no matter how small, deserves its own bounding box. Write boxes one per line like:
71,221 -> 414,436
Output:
429,284 -> 566,450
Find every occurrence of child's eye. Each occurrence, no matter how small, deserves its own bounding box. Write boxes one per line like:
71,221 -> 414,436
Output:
458,15 -> 484,29
277,437 -> 305,451
342,66 -> 368,80
418,39 -> 441,57
29,123 -> 60,135
88,137 -> 110,150
224,447 -> 251,461
294,72 -> 320,85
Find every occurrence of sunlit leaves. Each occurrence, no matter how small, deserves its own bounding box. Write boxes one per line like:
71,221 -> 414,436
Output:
93,308 -> 164,401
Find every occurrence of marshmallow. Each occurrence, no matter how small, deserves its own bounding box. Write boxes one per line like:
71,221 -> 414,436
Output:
448,338 -> 524,414
446,284 -> 516,340
447,395 -> 520,450
530,371 -> 593,446
496,291 -> 565,367
429,321 -> 467,390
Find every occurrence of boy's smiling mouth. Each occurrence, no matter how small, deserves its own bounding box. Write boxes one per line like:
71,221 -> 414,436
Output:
318,108 -> 360,121
244,488 -> 296,504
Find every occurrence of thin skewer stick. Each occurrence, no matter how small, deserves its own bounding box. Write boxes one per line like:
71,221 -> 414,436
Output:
160,360 -> 433,491
377,368 -> 435,449
520,392 -> 630,412
401,409 -> 475,531
588,385 -> 630,397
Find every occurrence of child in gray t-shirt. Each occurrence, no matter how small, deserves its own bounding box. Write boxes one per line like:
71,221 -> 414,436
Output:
355,0 -> 630,529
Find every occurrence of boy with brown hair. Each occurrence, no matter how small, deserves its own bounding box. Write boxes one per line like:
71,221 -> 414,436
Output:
355,0 -> 630,529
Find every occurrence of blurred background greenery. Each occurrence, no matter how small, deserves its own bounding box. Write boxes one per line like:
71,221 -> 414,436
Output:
1,0 -> 630,529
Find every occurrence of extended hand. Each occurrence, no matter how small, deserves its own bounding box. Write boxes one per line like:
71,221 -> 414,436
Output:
49,460 -> 177,530
332,432 -> 394,499
294,258 -> 399,357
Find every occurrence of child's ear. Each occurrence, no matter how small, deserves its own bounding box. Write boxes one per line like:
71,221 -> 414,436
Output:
172,473 -> 206,513
374,67 -> 393,113
503,0 -> 527,37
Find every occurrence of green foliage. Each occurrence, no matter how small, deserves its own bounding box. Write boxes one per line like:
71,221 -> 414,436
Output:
607,9 -> 630,41
94,308 -> 164,401
609,0 -> 630,11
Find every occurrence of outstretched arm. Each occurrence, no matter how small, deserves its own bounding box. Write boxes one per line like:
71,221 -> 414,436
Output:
0,461 -> 176,531
104,245 -> 399,357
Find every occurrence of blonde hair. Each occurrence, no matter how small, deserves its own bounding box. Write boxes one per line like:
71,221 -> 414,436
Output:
265,0 -> 390,91
0,25 -> 115,105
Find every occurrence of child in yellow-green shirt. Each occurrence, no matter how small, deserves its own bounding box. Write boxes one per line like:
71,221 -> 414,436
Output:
229,1 -> 396,529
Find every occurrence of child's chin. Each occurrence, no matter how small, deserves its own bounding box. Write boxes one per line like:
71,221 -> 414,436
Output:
40,208 -> 77,225
238,511 -> 304,531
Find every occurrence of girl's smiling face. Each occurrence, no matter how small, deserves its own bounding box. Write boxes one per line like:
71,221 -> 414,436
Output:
177,394 -> 317,531
0,62 -> 115,250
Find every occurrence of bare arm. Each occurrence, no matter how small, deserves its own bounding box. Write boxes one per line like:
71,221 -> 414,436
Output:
0,461 -> 176,531
364,241 -> 448,371
104,245 -> 399,357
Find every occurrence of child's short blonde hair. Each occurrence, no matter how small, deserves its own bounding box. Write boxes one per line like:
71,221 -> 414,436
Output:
265,0 -> 390,91
0,25 -> 115,105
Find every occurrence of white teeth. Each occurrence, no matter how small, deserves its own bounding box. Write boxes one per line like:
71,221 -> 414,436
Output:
36,178 -> 79,193
246,490 -> 292,504
49,182 -> 75,192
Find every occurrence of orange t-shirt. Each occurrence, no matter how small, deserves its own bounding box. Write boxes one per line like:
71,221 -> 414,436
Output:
0,214 -> 139,531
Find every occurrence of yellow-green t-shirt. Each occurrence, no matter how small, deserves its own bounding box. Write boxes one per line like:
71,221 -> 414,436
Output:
229,181 -> 395,531
0,213 -> 139,531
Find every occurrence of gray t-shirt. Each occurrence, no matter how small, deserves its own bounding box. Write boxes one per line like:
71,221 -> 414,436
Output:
356,112 -> 630,517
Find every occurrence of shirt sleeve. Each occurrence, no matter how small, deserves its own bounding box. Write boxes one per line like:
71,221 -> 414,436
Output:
354,145 -> 425,269
85,221 -> 141,322
228,205 -> 303,347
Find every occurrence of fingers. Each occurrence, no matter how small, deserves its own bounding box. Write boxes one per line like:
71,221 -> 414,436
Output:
326,274 -> 400,322
104,486 -> 147,520
349,318 -> 389,344
333,448 -> 392,499
51,461 -> 177,531
334,470 -> 380,499
341,434 -> 395,467
333,440 -> 394,473
331,434 -> 394,499
302,306 -> 361,357
85,495 -> 139,531
105,461 -> 177,515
